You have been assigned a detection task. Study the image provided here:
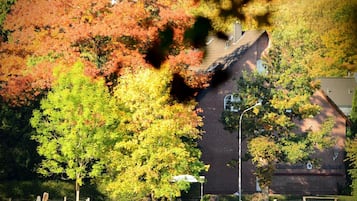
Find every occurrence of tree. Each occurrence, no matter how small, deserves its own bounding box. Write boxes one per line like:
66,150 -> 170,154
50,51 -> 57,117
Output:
350,89 -> 357,137
100,66 -> 205,201
346,89 -> 357,196
193,0 -> 273,32
268,0 -> 357,78
221,47 -> 333,199
1,0 -> 208,105
30,62 -> 123,201
346,138 -> 357,197
0,0 -> 15,38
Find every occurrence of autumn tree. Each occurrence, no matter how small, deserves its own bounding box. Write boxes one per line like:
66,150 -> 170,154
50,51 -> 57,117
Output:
30,62 -> 123,201
267,0 -> 357,77
0,0 -> 15,35
221,47 -> 334,198
193,0 -> 273,32
99,66 -> 205,201
1,0 -> 209,106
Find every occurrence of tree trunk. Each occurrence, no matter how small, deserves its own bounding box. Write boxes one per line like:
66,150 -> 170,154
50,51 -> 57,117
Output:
262,186 -> 269,201
76,178 -> 80,201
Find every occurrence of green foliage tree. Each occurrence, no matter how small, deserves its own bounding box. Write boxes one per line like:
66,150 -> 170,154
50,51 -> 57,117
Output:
221,47 -> 334,197
350,89 -> 357,137
346,138 -> 357,198
346,89 -> 357,196
100,66 -> 205,201
30,62 -> 123,201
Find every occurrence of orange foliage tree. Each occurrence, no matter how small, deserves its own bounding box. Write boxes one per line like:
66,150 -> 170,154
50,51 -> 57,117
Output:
1,0 -> 210,105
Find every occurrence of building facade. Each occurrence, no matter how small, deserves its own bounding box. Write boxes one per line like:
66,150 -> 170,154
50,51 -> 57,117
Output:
197,30 -> 350,195
197,30 -> 270,194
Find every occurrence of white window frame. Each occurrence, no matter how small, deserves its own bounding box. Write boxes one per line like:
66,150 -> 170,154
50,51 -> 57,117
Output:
306,161 -> 313,170
224,94 -> 241,112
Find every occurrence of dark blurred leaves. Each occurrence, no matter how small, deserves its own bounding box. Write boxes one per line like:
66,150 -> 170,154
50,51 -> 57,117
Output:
170,73 -> 196,102
198,0 -> 273,30
145,25 -> 174,68
184,16 -> 212,48
0,100 -> 41,180
254,12 -> 272,27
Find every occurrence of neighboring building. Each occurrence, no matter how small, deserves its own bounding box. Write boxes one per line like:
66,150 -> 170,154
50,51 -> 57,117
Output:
270,77 -> 356,194
197,28 -> 352,195
271,89 -> 350,194
319,77 -> 357,116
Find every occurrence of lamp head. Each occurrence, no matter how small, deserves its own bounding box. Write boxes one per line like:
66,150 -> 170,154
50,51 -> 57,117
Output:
256,99 -> 263,106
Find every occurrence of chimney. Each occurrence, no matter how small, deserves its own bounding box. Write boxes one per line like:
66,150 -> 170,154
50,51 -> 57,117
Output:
233,22 -> 242,43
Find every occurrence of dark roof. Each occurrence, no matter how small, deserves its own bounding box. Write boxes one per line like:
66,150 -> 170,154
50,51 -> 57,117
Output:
320,77 -> 356,107
193,30 -> 267,72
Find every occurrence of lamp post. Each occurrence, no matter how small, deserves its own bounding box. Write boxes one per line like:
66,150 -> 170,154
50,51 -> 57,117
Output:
238,102 -> 262,201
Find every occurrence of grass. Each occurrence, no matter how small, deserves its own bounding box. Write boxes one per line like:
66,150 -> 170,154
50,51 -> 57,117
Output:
335,195 -> 356,201
203,194 -> 356,201
1,181 -> 355,201
0,180 -> 106,201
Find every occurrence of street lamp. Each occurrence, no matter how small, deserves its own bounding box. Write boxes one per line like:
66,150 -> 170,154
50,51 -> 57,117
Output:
238,101 -> 262,201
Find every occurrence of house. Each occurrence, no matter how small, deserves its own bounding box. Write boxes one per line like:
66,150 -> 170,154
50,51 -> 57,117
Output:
271,88 -> 350,194
196,28 -> 270,194
272,78 -> 355,194
196,28 -> 353,195
319,77 -> 356,116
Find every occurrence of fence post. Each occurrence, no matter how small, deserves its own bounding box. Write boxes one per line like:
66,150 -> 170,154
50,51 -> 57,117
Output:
64,196 -> 67,201
85,198 -> 90,201
36,196 -> 41,201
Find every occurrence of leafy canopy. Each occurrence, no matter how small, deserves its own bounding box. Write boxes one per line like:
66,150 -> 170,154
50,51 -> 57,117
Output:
30,62 -> 123,191
347,137 -> 357,197
193,0 -> 273,32
1,0 -> 208,105
221,47 -> 334,187
100,66 -> 205,200
268,0 -> 357,77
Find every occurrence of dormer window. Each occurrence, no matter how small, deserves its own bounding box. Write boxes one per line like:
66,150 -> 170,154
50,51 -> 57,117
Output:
224,94 -> 241,112
206,37 -> 214,45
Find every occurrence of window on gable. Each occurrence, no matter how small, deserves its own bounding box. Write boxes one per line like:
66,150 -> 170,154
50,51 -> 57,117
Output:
348,88 -> 353,94
256,59 -> 267,74
256,177 -> 262,192
224,94 -> 241,112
